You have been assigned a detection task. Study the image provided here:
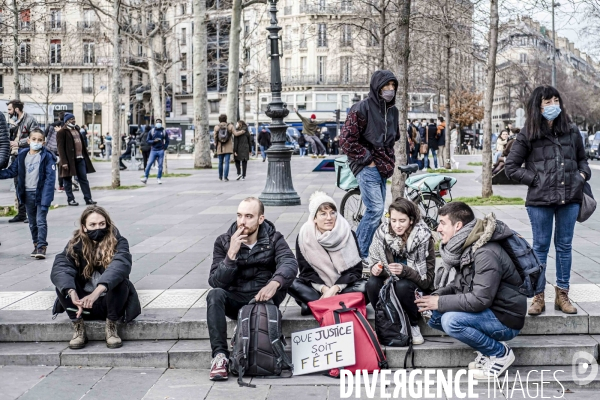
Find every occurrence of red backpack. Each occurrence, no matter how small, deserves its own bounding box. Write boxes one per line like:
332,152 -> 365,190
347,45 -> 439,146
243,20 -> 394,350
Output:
308,292 -> 388,376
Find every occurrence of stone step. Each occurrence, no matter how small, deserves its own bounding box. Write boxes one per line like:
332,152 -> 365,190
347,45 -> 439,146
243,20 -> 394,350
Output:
0,302 -> 592,342
1,335 -> 597,369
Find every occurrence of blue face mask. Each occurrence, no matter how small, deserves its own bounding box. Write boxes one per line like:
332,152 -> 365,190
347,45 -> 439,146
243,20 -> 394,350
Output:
30,142 -> 43,151
155,123 -> 162,129
542,104 -> 561,121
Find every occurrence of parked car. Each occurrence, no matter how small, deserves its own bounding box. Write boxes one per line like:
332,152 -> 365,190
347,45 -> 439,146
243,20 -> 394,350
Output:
588,132 -> 600,160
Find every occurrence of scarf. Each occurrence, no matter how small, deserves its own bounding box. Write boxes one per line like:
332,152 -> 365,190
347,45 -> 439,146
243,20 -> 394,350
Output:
298,215 -> 361,287
368,219 -> 431,280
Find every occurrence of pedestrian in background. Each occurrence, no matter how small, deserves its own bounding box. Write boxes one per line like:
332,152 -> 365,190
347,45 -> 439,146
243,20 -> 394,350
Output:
104,132 -> 112,160
257,126 -> 271,162
436,116 -> 446,168
213,114 -> 234,181
138,125 -> 152,169
141,119 -> 169,185
297,132 -> 307,157
506,85 -> 591,316
233,120 -> 251,181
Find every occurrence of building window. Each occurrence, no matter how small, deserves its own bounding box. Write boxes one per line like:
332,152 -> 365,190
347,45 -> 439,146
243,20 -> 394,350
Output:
83,41 -> 95,64
317,24 -> 327,47
181,75 -> 188,92
520,53 -> 527,64
0,75 -> 3,93
318,0 -> 327,11
180,3 -> 187,15
181,28 -> 187,45
341,25 -> 352,47
209,100 -> 220,114
50,9 -> 62,28
50,39 -> 61,64
317,56 -> 326,82
341,56 -> 352,83
20,40 -> 31,64
51,74 -> 61,93
83,9 -> 94,27
284,57 -> 291,77
341,0 -> 352,11
299,24 -> 307,48
181,53 -> 187,69
181,102 -> 188,115
19,9 -> 31,30
138,71 -> 143,84
83,73 -> 94,93
243,48 -> 250,61
316,93 -> 337,111
19,73 -> 31,93
300,56 -> 307,75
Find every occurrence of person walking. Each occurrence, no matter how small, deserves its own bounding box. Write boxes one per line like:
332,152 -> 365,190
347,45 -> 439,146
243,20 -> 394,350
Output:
297,132 -> 307,157
141,119 -> 169,185
233,120 -> 251,180
294,108 -> 330,158
257,126 -> 271,162
505,85 -> 591,316
98,133 -> 105,158
104,132 -> 112,160
213,114 -> 234,181
449,126 -> 459,169
425,119 -> 439,169
56,113 -> 97,206
139,125 -> 152,169
339,70 -> 400,258
436,116 -> 446,168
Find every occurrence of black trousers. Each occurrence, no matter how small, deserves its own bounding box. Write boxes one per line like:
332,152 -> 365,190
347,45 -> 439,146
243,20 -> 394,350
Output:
206,288 -> 287,358
287,279 -> 369,309
142,149 -> 150,169
235,159 -> 247,177
63,158 -> 92,202
56,280 -> 129,322
366,275 -> 422,326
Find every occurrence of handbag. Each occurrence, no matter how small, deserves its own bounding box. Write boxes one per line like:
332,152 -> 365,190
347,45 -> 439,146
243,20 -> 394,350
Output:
578,182 -> 596,223
419,126 -> 429,155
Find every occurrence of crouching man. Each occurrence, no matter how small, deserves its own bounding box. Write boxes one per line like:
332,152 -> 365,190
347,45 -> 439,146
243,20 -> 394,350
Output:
415,202 -> 526,379
207,197 -> 298,381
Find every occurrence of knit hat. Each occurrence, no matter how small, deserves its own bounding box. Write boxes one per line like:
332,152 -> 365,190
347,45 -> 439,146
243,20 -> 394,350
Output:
310,114 -> 316,120
63,113 -> 75,123
308,191 -> 337,220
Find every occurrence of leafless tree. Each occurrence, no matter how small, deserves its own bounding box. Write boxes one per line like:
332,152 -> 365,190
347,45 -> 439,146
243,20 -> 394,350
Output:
193,0 -> 211,168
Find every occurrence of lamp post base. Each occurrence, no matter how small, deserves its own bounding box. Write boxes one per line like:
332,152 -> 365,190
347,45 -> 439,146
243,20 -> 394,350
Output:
259,145 -> 301,206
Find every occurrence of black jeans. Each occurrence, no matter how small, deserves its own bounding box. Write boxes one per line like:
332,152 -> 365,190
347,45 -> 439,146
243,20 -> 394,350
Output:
235,159 -> 247,177
206,288 -> 287,358
142,149 -> 150,169
287,279 -> 369,309
366,275 -> 421,326
63,158 -> 93,202
56,280 -> 129,322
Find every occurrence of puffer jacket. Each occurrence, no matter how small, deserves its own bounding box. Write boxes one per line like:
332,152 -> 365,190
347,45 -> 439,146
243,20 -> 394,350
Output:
209,220 -> 298,294
505,125 -> 591,206
433,215 -> 527,330
0,112 -> 9,169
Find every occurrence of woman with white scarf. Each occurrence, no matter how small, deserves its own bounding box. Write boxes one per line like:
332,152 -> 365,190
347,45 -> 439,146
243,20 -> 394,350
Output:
365,198 -> 436,345
288,191 -> 366,316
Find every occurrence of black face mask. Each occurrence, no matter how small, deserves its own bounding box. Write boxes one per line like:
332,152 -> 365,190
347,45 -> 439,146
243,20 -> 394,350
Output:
86,227 -> 108,242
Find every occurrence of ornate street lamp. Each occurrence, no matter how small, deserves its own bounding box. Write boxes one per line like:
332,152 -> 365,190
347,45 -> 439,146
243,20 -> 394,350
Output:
259,0 -> 300,206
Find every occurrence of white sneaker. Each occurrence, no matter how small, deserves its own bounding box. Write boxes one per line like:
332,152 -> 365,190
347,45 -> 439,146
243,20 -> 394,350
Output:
140,177 -> 147,184
472,343 -> 515,379
468,351 -> 489,370
411,325 -> 424,345
157,178 -> 162,184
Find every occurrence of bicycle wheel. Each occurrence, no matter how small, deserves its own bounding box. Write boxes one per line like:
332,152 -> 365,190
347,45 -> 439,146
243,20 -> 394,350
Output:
415,193 -> 445,231
340,188 -> 365,231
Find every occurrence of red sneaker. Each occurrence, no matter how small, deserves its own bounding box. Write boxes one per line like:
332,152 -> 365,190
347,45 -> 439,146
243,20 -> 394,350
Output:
209,353 -> 228,381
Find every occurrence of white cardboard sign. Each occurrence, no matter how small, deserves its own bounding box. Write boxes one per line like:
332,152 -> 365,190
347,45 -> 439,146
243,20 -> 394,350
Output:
291,322 -> 355,376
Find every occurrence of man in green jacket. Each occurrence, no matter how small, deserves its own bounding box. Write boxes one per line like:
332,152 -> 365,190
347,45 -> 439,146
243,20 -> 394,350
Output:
294,108 -> 331,158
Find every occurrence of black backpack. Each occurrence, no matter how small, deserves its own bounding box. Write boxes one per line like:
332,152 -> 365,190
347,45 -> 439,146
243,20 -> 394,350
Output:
229,299 -> 293,387
217,125 -> 230,143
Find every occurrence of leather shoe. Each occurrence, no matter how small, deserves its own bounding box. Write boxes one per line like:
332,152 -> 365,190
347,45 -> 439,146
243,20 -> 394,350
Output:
8,215 -> 26,223
85,200 -> 97,205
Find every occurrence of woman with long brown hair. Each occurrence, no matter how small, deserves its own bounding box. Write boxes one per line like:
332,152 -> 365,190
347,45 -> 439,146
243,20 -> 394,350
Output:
51,206 -> 140,350
233,119 -> 252,180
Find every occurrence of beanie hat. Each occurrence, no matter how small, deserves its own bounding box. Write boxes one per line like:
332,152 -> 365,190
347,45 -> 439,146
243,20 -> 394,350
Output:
308,191 -> 337,221
63,113 -> 75,123
310,114 -> 316,120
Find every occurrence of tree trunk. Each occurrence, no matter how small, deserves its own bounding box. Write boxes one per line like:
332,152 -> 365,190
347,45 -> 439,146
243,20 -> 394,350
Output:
391,0 -> 411,200
226,0 -> 242,123
193,0 -> 212,168
111,0 -> 122,188
481,0 -> 499,198
148,50 -> 162,120
12,0 -> 20,100
241,79 -> 247,121
379,0 -> 386,70
444,33 -> 451,169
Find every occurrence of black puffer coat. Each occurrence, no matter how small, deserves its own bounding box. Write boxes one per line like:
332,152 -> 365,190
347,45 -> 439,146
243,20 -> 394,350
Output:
505,125 -> 591,206
0,112 -> 9,169
50,229 -> 141,322
209,220 -> 298,294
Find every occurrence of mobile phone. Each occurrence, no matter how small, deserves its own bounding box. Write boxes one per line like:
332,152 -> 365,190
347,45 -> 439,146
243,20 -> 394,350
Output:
66,307 -> 90,315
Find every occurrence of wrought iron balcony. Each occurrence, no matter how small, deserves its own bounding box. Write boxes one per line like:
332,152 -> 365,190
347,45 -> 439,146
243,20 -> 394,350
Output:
77,21 -> 100,33
45,21 -> 66,32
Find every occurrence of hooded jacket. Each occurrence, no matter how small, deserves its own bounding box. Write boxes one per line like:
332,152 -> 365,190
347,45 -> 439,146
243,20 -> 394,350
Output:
209,219 -> 298,294
0,147 -> 56,208
340,70 -> 400,179
0,112 -> 9,169
433,215 -> 527,330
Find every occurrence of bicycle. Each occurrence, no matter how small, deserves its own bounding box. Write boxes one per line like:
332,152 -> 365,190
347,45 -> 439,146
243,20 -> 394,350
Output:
338,163 -> 456,232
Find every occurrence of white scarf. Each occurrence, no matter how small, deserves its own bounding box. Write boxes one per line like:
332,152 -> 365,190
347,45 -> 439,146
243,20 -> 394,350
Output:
298,216 -> 362,287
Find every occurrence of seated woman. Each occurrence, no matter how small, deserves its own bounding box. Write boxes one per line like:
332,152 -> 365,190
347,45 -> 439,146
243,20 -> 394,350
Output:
288,191 -> 366,316
365,198 -> 435,345
51,205 -> 141,350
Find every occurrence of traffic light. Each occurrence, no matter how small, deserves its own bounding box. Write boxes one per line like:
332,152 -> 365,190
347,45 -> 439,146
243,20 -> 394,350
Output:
333,109 -> 340,121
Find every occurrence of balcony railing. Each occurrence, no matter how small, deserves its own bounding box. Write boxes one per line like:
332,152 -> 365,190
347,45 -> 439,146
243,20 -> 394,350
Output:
21,87 -> 32,94
51,87 -> 62,94
340,39 -> 353,48
282,74 -> 368,86
82,87 -> 93,94
18,22 -> 35,32
300,5 -> 354,14
45,21 -> 66,32
77,21 -> 100,32
284,6 -> 292,15
83,56 -> 96,64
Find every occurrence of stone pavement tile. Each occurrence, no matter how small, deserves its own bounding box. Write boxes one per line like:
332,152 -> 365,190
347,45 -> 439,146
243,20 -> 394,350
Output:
0,291 -> 34,309
81,367 -> 166,400
17,366 -> 110,400
61,340 -> 177,368
205,381 -> 270,400
150,261 -> 199,276
0,341 -> 68,366
266,385 -> 328,399
134,274 -> 183,290
145,289 -> 206,309
168,339 -> 212,368
141,369 -> 214,400
137,290 -> 165,308
0,310 -> 71,342
5,273 -> 54,292
0,365 -> 57,400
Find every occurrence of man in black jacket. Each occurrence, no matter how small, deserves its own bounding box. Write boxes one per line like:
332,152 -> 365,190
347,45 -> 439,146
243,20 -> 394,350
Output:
207,197 -> 298,381
416,202 -> 526,380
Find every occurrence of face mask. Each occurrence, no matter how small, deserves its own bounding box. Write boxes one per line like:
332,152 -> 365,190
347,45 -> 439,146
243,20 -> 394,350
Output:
30,142 -> 43,151
380,90 -> 396,102
67,123 -> 75,128
542,104 -> 561,121
86,227 -> 108,242
155,123 -> 162,129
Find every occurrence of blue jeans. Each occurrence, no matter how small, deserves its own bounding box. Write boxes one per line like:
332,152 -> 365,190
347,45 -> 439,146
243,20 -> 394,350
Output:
356,166 -> 386,258
299,147 -> 306,156
260,146 -> 267,161
24,191 -> 49,249
218,153 -> 231,179
428,309 -> 520,357
144,149 -> 165,179
425,148 -> 438,169
527,203 -> 580,290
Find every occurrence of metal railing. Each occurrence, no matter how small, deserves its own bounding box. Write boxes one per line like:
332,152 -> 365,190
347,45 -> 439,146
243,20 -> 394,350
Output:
51,87 -> 62,94
44,21 -> 66,32
281,74 -> 368,86
77,21 -> 100,32
82,87 -> 93,94
21,87 -> 32,94
340,39 -> 353,48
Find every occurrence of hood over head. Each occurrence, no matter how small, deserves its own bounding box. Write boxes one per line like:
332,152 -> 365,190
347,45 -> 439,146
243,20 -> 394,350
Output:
368,70 -> 399,107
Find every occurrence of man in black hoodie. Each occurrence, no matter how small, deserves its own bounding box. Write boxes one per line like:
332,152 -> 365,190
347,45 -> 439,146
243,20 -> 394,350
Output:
206,197 -> 298,382
416,202 -> 526,380
340,70 -> 400,258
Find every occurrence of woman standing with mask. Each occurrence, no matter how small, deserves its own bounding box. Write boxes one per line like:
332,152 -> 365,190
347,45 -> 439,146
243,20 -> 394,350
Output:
506,85 -> 591,315
51,206 -> 141,349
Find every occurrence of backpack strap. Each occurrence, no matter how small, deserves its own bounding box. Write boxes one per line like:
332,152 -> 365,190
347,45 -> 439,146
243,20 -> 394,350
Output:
388,283 -> 415,370
237,303 -> 256,388
265,303 -> 294,375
